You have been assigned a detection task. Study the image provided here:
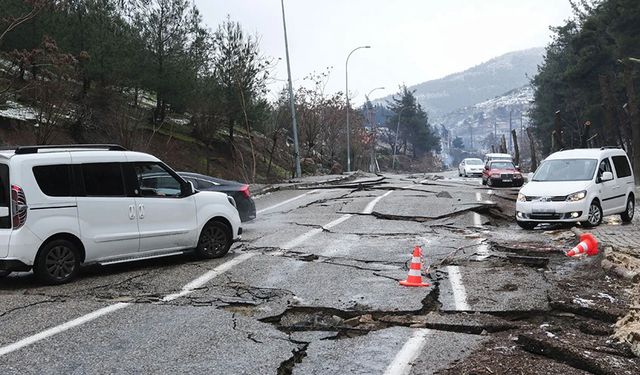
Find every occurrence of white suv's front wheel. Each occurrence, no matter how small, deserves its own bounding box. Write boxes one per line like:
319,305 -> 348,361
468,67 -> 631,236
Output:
621,196 -> 635,223
584,201 -> 603,227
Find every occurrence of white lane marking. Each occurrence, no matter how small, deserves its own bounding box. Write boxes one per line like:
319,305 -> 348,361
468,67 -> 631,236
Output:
384,329 -> 432,375
475,242 -> 490,261
473,192 -> 483,227
473,213 -> 482,227
0,302 -> 130,357
447,266 -> 470,311
162,252 -> 255,302
362,191 -> 393,214
0,252 -> 256,357
280,214 -> 352,250
256,189 -> 320,214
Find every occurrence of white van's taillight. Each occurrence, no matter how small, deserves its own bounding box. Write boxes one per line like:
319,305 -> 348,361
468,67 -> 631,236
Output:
11,185 -> 27,229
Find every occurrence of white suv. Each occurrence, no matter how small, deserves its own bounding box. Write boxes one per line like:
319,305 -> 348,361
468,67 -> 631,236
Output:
516,148 -> 635,229
0,145 -> 242,284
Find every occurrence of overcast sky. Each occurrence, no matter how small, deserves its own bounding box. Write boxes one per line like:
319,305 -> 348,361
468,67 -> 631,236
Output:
194,0 -> 574,104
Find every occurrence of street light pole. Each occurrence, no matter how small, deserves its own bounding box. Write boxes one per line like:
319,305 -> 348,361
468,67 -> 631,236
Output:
280,0 -> 302,178
366,87 -> 384,173
345,45 -> 370,173
392,106 -> 409,170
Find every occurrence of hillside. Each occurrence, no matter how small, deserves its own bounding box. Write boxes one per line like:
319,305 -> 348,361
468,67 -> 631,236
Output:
377,48 -> 543,116
439,85 -> 534,152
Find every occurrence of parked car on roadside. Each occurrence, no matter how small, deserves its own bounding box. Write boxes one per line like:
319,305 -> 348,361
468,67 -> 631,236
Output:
0,144 -> 242,284
458,158 -> 484,177
515,148 -> 635,230
179,172 -> 256,222
482,160 -> 524,187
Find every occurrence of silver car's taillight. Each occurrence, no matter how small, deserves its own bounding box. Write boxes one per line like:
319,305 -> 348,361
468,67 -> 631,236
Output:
11,184 -> 27,229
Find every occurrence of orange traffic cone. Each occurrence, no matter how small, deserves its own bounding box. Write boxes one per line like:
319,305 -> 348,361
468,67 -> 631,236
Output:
566,233 -> 598,257
400,246 -> 430,287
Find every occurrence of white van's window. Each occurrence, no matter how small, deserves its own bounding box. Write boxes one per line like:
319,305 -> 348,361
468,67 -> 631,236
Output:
597,158 -> 613,181
33,165 -> 72,197
612,155 -> 632,178
82,163 -> 125,196
533,159 -> 597,182
135,163 -> 182,197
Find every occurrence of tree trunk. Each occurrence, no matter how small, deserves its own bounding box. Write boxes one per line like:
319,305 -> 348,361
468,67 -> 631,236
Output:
527,127 -> 538,171
623,60 -> 640,185
500,135 -> 507,153
511,129 -> 520,166
228,117 -> 235,157
599,74 -> 623,147
554,110 -> 564,151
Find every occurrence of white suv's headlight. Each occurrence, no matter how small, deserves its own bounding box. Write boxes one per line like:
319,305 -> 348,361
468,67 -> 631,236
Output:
566,190 -> 587,202
517,193 -> 527,202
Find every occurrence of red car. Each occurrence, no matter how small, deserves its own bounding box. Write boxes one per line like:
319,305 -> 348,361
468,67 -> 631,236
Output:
482,160 -> 524,187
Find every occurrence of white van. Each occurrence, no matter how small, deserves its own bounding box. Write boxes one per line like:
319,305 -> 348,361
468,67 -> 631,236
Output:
516,148 -> 635,229
0,145 -> 242,284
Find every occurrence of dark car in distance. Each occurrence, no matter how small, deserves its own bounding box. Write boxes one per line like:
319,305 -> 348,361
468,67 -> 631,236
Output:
179,172 -> 256,222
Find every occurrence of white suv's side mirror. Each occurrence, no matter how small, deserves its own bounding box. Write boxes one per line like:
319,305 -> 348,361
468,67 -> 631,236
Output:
527,172 -> 534,182
0,207 -> 8,217
601,171 -> 614,182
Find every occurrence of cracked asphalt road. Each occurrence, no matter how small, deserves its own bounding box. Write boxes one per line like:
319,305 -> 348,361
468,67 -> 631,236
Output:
0,171 -> 638,374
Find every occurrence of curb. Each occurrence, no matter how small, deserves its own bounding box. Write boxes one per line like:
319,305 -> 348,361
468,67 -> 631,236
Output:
250,173 -> 359,197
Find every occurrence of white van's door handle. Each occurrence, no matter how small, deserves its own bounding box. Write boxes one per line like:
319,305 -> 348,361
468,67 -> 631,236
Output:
138,204 -> 145,219
129,205 -> 136,220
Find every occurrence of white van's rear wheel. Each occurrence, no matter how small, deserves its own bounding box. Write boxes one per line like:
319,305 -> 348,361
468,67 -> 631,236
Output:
197,221 -> 232,259
621,196 -> 635,223
34,239 -> 80,284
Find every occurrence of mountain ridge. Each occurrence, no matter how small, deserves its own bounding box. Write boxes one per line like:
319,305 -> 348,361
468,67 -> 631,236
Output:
375,47 -> 544,117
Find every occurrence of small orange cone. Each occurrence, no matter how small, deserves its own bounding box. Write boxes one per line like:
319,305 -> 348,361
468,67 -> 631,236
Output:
566,233 -> 598,257
400,246 -> 430,287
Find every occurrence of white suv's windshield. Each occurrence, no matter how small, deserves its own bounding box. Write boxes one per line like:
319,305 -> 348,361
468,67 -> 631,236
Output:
466,159 -> 483,165
533,159 -> 598,182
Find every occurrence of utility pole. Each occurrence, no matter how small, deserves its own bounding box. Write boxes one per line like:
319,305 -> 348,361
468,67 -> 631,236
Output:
280,0 -> 301,178
508,110 -> 513,153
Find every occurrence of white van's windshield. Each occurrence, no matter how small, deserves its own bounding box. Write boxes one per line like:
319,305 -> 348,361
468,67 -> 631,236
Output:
466,159 -> 483,165
532,159 -> 598,182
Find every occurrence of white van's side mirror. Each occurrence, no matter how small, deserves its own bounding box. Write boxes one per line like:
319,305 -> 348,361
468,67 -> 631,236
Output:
527,173 -> 534,182
0,207 -> 8,217
601,171 -> 614,182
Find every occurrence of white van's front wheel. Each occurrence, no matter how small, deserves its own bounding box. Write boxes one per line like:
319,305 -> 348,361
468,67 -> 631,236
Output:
585,201 -> 602,227
197,221 -> 232,259
621,197 -> 635,223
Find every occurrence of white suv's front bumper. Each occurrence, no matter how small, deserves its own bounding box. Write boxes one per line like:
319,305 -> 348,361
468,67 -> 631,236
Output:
515,200 -> 589,222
